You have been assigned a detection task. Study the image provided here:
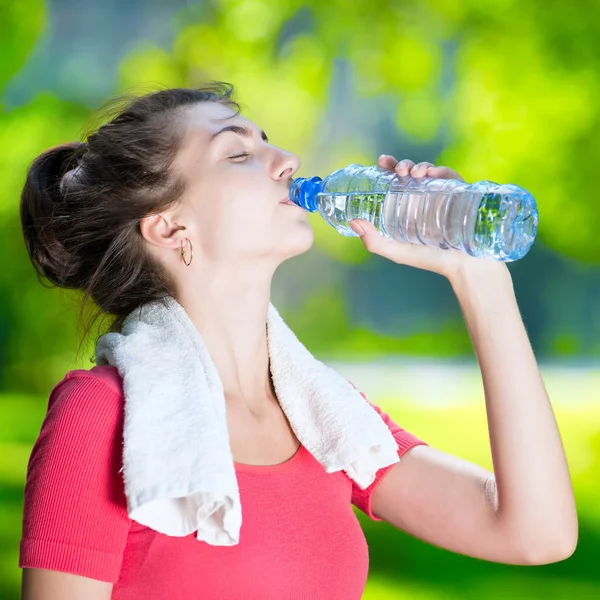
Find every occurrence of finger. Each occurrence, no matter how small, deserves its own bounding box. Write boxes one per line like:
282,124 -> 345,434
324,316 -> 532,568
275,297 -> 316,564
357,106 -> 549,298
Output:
378,154 -> 398,169
351,218 -> 413,257
395,159 -> 415,176
424,165 -> 464,181
410,162 -> 435,177
349,218 -> 386,240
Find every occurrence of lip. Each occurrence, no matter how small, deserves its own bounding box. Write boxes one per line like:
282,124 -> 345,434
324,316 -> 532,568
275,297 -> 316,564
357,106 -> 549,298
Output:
280,198 -> 296,206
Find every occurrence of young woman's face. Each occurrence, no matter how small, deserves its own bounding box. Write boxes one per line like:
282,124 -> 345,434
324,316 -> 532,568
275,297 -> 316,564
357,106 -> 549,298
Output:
173,101 -> 313,268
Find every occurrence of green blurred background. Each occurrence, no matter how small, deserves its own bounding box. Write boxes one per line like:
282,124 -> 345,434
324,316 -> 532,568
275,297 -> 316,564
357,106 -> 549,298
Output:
1,0 -> 599,597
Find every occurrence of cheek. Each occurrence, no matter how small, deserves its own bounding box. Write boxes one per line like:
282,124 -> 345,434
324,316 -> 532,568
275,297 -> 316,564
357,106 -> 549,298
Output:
200,200 -> 276,253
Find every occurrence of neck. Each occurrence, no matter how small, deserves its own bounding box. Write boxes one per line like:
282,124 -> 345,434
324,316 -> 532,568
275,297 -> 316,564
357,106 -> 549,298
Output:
175,270 -> 276,411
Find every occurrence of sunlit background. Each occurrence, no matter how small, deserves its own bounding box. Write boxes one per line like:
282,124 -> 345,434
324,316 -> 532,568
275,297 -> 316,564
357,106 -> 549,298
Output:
1,0 -> 599,598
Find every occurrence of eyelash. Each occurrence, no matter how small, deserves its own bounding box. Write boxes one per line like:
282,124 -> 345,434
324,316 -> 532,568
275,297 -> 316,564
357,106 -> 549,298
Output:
229,152 -> 249,160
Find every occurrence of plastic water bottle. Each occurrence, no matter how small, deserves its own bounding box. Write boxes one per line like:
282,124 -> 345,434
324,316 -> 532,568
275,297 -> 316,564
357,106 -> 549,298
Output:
288,163 -> 538,262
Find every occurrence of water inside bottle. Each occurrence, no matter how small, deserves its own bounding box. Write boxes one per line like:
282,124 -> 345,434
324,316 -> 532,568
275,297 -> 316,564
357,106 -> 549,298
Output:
317,192 -> 387,236
317,189 -> 478,251
317,186 -> 537,261
381,189 -> 479,250
472,190 -> 538,261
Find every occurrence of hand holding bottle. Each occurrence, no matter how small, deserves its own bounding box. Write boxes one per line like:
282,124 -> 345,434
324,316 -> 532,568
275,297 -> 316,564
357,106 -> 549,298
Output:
289,155 -> 538,268
348,155 -> 510,282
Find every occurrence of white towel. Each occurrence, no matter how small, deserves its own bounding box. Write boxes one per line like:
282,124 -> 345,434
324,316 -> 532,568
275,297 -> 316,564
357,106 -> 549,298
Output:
95,295 -> 400,546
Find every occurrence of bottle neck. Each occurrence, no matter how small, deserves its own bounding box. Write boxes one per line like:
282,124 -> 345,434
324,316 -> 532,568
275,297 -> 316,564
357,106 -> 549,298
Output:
288,176 -> 324,212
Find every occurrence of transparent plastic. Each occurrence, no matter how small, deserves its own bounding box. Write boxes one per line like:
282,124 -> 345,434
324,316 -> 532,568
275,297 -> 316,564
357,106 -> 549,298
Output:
288,163 -> 539,262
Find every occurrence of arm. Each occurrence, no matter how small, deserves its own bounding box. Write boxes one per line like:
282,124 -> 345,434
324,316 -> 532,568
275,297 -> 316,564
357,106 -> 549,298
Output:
371,264 -> 578,565
19,375 -> 131,585
22,569 -> 113,600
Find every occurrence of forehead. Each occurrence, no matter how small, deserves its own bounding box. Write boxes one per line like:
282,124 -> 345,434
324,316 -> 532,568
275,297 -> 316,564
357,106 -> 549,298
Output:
182,101 -> 252,137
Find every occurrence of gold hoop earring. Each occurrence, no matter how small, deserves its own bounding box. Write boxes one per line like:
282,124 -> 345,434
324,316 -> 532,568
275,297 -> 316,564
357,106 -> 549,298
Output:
180,238 -> 193,266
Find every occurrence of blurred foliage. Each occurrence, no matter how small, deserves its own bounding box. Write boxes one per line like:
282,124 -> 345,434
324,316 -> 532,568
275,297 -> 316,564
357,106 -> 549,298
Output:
0,0 -> 597,391
0,0 -> 45,95
0,0 -> 599,598
286,288 -> 473,358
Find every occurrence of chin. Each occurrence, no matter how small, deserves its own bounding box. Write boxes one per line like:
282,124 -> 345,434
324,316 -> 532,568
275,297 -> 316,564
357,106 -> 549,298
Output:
280,223 -> 314,259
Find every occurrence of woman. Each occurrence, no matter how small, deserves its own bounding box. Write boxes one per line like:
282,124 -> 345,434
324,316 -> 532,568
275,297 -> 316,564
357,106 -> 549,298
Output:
18,82 -> 577,599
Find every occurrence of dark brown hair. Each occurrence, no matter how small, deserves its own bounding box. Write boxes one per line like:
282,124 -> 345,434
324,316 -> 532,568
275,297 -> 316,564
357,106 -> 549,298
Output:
20,81 -> 242,362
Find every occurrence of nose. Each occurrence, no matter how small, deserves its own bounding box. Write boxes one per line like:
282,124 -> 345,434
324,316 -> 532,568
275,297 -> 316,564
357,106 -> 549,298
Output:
275,150 -> 301,185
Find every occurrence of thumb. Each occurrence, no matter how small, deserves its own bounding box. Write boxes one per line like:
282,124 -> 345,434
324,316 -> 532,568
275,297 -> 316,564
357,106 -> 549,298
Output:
349,219 -> 379,238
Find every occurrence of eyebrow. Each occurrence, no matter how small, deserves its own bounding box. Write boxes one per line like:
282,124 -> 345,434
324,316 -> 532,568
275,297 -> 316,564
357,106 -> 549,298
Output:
209,124 -> 269,144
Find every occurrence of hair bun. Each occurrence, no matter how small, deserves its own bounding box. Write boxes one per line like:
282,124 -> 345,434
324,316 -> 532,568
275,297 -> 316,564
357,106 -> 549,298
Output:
20,142 -> 87,288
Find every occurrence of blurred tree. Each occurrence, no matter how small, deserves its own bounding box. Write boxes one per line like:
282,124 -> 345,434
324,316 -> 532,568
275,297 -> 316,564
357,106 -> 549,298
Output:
2,0 -> 600,395
0,0 -> 45,98
0,94 -> 90,391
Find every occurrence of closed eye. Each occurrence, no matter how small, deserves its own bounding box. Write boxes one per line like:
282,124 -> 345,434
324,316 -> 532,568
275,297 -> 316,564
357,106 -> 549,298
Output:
229,152 -> 249,160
